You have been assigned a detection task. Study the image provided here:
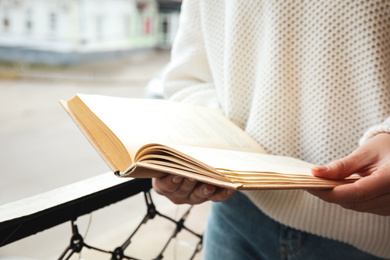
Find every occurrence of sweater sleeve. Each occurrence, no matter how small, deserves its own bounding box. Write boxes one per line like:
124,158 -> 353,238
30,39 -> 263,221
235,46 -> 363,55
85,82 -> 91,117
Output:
359,117 -> 390,145
162,0 -> 220,111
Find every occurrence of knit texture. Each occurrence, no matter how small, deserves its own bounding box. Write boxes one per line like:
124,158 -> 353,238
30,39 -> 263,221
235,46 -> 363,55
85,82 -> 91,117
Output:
163,0 -> 390,258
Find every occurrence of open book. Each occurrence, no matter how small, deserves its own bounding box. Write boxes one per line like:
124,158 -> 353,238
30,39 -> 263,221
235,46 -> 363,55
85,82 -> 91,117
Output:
60,94 -> 359,190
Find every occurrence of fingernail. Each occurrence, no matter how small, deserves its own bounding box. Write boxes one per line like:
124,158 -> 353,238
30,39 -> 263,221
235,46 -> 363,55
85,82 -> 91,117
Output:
226,189 -> 235,195
203,186 -> 215,196
188,178 -> 196,182
172,176 -> 183,184
312,166 -> 328,172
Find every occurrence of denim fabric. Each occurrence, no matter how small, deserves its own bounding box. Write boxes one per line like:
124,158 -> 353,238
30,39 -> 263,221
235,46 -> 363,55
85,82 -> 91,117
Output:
203,192 -> 384,260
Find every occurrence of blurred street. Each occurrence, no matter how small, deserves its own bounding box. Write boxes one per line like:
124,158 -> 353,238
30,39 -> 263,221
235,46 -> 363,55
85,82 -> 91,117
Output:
0,50 -> 169,205
0,50 -> 209,260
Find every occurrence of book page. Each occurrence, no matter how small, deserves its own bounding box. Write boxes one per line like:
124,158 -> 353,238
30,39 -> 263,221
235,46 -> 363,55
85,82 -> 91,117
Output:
169,145 -> 315,176
78,94 -> 266,159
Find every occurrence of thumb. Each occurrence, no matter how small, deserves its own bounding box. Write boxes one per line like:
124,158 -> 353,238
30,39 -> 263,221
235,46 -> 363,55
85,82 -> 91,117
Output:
311,151 -> 370,180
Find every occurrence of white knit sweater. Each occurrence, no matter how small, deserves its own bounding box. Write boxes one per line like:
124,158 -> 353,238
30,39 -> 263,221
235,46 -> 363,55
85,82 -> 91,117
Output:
163,0 -> 390,258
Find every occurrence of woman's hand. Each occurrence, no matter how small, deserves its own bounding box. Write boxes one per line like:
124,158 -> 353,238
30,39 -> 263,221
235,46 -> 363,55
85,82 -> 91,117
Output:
309,133 -> 390,216
152,175 -> 236,205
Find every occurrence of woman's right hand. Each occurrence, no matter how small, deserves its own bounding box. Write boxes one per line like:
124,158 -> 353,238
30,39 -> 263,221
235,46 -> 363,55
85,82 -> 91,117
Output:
152,175 -> 236,205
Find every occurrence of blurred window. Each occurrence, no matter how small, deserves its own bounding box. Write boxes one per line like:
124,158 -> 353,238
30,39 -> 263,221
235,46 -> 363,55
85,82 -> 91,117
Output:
25,9 -> 32,34
49,12 -> 57,35
144,17 -> 150,35
124,14 -> 131,37
162,17 -> 168,34
3,8 -> 10,32
3,18 -> 9,31
96,15 -> 104,40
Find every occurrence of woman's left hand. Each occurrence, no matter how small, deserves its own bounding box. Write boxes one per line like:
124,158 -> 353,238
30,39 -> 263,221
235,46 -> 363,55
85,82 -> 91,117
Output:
309,133 -> 390,216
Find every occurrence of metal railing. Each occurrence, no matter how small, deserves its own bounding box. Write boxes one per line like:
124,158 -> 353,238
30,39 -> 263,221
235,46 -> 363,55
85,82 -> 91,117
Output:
0,176 -> 203,260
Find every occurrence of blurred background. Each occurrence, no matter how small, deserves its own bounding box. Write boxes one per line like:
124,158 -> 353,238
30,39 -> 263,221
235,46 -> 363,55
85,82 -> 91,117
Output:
0,0 -> 210,259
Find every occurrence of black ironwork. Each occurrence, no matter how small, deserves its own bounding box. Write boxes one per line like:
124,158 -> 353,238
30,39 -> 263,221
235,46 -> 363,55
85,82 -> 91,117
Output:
58,190 -> 203,260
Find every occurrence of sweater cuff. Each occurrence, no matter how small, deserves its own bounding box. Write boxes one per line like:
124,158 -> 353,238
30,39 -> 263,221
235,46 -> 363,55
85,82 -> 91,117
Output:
359,117 -> 390,145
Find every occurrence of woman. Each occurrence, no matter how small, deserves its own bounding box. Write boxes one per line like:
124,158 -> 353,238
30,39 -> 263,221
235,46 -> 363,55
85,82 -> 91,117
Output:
153,1 -> 390,259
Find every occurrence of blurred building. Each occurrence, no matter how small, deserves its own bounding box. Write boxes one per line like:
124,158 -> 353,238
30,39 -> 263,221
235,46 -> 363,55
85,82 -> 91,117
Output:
0,0 -> 181,65
156,0 -> 180,50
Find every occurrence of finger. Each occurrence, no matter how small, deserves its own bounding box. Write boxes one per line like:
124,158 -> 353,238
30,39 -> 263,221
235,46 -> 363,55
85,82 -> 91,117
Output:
338,192 -> 390,216
174,178 -> 198,197
208,188 -> 236,202
188,184 -> 217,204
152,175 -> 183,195
309,189 -> 390,216
310,165 -> 390,204
190,184 -> 235,203
311,148 -> 374,180
333,166 -> 390,203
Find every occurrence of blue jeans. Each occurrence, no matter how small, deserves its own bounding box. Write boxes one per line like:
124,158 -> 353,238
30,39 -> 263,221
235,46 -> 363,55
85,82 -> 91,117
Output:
203,192 -> 384,260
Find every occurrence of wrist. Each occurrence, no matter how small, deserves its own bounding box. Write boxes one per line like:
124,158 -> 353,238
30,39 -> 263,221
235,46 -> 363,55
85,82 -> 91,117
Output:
359,119 -> 390,145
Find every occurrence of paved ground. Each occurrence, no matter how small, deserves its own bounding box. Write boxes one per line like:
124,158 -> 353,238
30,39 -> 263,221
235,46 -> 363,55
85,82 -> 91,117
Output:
0,50 -> 169,204
0,50 -> 209,260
